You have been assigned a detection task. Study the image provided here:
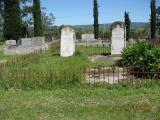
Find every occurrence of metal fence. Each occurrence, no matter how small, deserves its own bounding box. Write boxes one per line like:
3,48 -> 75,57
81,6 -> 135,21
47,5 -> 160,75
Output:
0,63 -> 159,88
76,43 -> 111,55
83,65 -> 160,86
50,42 -> 111,55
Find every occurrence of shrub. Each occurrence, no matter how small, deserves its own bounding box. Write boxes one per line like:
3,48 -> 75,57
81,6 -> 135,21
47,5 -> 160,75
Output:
0,40 -> 5,46
119,41 -> 160,72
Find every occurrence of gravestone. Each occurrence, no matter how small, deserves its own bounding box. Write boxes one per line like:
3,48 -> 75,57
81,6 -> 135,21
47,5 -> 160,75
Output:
128,38 -> 136,44
81,34 -> 96,41
5,40 -> 16,46
60,26 -> 76,57
52,36 -> 54,42
21,38 -> 32,47
111,22 -> 126,55
32,37 -> 45,46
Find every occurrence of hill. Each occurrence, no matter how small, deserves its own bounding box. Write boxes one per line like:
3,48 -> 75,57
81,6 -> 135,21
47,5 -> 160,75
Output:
74,22 -> 149,30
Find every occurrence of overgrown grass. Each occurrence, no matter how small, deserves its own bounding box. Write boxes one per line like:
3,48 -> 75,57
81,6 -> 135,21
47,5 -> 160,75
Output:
0,85 -> 160,120
0,45 -> 160,120
0,47 -> 112,90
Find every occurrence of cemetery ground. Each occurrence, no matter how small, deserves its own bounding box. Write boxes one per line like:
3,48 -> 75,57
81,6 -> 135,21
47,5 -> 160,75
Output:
0,46 -> 160,120
0,85 -> 160,120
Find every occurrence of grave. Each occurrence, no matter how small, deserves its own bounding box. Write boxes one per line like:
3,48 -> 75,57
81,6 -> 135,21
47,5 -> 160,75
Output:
4,37 -> 49,55
32,37 -> 45,46
60,26 -> 76,57
81,34 -> 96,41
5,40 -> 16,47
21,38 -> 32,47
111,22 -> 126,55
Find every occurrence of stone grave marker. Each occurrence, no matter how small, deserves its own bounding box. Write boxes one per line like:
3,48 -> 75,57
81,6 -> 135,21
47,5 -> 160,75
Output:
21,38 -> 32,47
81,34 -> 96,41
60,26 -> 76,57
5,40 -> 16,46
111,22 -> 126,55
32,37 -> 45,46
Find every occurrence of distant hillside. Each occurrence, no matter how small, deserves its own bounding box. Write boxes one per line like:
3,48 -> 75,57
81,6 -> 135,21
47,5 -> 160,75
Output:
74,22 -> 149,30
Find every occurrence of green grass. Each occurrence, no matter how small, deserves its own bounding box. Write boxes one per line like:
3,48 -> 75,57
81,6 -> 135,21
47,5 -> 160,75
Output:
0,85 -> 160,120
0,47 -> 112,90
76,45 -> 111,56
0,45 -> 160,120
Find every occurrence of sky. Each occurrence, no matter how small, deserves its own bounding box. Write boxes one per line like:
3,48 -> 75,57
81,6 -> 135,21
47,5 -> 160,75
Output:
41,0 -> 160,25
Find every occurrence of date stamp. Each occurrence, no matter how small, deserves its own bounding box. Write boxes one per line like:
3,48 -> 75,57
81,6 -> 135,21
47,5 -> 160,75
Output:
126,104 -> 160,111
127,103 -> 151,111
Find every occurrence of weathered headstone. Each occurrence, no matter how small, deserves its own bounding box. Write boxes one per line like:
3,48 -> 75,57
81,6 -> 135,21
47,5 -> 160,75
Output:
81,34 -> 96,41
52,36 -> 54,42
111,22 -> 126,55
5,40 -> 16,46
128,38 -> 136,44
60,26 -> 76,57
21,38 -> 32,47
32,37 -> 45,46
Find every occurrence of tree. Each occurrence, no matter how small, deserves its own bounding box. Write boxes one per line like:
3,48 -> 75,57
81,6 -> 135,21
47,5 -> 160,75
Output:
124,11 -> 131,41
3,0 -> 22,40
41,8 -> 55,30
93,0 -> 99,39
157,6 -> 160,35
1,0 -> 54,38
33,0 -> 43,36
150,0 -> 156,39
0,0 -> 4,17
0,0 -> 32,28
0,0 -> 4,32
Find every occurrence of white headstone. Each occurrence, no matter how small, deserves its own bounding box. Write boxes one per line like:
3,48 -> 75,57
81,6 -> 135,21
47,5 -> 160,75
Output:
81,34 -> 96,41
60,26 -> 76,57
32,37 -> 45,46
21,38 -> 32,47
128,38 -> 136,44
111,22 -> 126,55
52,36 -> 54,42
5,40 -> 16,46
